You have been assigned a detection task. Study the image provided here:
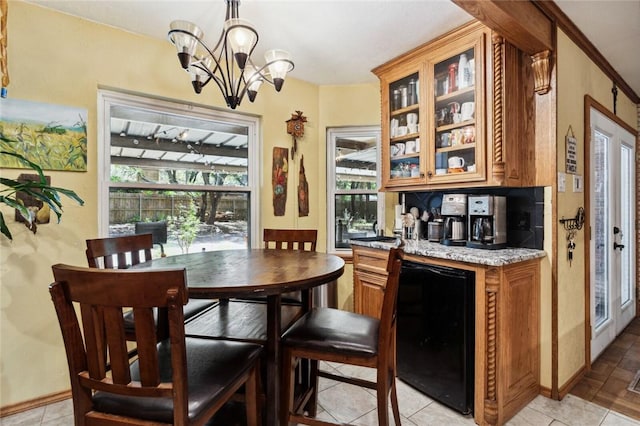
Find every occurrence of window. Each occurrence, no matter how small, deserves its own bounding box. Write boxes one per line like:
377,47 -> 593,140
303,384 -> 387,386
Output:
327,126 -> 384,251
98,91 -> 260,255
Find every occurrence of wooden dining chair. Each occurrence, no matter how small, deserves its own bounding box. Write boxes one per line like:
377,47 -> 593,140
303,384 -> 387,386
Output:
85,234 -> 217,340
280,247 -> 403,426
50,264 -> 262,426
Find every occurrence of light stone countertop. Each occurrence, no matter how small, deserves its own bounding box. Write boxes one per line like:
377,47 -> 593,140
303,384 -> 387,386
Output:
350,238 -> 546,267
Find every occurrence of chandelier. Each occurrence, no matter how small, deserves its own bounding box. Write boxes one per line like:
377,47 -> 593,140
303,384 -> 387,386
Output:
168,0 -> 294,109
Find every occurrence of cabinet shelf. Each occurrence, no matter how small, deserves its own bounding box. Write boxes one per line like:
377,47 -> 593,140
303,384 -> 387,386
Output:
391,132 -> 420,143
436,143 -> 476,154
436,120 -> 475,133
390,104 -> 419,116
390,153 -> 420,161
435,86 -> 474,103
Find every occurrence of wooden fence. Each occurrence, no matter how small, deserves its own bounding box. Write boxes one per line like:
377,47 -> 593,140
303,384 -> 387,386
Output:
109,193 -> 247,224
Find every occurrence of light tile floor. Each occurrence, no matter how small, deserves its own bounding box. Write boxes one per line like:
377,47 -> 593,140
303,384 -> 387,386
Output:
3,362 -> 640,425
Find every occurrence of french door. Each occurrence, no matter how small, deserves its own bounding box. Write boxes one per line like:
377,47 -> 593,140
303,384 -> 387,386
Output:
589,105 -> 636,361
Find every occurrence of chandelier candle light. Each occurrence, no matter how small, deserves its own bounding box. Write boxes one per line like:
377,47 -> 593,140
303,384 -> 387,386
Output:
168,0 -> 294,109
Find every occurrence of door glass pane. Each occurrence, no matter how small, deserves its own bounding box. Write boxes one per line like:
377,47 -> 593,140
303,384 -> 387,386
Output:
333,134 -> 379,248
620,145 -> 632,305
594,130 -> 610,328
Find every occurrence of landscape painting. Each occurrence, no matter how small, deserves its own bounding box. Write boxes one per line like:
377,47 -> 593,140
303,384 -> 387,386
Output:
0,98 -> 87,171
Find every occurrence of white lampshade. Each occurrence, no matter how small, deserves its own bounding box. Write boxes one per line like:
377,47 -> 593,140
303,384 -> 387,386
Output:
224,18 -> 258,69
169,20 -> 204,55
264,49 -> 293,80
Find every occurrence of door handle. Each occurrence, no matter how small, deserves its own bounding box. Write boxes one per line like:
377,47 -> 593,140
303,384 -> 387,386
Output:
613,242 -> 625,251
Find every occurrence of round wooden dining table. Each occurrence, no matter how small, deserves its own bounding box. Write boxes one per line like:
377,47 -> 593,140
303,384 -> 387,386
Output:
132,249 -> 345,426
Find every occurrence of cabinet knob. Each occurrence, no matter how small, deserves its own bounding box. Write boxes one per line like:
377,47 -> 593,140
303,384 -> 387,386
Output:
427,171 -> 433,177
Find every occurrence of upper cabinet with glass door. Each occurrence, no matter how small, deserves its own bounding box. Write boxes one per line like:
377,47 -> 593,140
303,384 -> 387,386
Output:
374,22 -> 492,190
427,31 -> 486,185
376,59 -> 426,188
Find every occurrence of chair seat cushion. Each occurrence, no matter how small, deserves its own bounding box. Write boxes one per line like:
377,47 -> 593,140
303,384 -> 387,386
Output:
123,299 -> 218,334
282,308 -> 379,357
93,338 -> 262,423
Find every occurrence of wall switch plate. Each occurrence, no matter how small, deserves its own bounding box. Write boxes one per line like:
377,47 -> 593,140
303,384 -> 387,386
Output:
573,175 -> 584,192
558,172 -> 566,192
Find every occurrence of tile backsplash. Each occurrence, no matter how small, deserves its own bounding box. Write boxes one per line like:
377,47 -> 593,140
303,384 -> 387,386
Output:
403,187 -> 544,249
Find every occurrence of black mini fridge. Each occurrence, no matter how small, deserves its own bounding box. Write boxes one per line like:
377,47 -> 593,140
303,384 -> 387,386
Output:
397,261 -> 475,415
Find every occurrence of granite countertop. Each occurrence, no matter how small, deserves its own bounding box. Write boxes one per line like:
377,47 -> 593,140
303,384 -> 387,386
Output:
350,238 -> 546,267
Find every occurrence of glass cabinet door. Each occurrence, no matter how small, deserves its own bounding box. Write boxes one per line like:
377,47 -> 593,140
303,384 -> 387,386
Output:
429,44 -> 482,182
387,71 -> 423,184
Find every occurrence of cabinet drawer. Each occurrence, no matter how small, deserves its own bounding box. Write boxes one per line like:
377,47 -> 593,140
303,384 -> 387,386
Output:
352,246 -> 389,274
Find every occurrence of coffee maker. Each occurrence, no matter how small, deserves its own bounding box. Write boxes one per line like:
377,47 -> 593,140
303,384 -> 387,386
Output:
467,195 -> 507,249
440,193 -> 467,246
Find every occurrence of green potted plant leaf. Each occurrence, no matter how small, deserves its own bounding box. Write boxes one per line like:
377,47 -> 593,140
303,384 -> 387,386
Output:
0,150 -> 84,240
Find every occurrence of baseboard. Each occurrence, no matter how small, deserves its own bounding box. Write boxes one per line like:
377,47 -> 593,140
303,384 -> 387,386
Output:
539,385 -> 553,399
0,390 -> 71,418
558,365 -> 588,399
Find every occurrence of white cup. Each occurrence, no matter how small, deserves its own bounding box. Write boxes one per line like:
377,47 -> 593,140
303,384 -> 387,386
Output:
461,102 -> 475,121
407,123 -> 418,133
406,113 -> 418,125
405,140 -> 416,154
467,164 -> 476,172
448,156 -> 465,168
394,143 -> 405,155
396,126 -> 408,137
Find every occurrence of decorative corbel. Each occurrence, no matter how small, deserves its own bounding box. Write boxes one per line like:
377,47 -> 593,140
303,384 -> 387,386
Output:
531,50 -> 552,95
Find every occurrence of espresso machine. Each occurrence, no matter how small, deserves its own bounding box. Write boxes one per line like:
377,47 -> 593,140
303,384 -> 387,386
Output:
440,193 -> 467,246
466,195 -> 507,249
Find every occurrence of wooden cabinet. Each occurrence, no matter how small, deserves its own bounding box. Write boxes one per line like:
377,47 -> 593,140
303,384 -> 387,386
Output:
352,245 -> 540,426
373,21 -> 535,191
352,245 -> 390,318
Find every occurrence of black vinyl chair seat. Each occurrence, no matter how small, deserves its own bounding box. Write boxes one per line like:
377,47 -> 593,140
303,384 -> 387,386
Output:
282,307 -> 380,358
93,338 -> 262,424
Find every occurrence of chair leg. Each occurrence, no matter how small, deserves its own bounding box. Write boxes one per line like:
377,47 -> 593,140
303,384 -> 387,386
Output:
390,376 -> 401,426
280,348 -> 295,426
245,363 -> 261,426
305,359 -> 319,417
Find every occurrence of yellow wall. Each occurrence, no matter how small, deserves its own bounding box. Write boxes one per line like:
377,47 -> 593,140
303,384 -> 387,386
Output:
555,29 -> 636,387
0,2 -> 379,406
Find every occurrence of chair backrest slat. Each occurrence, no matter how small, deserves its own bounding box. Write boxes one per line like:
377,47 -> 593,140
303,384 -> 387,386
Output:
50,265 -> 188,402
263,229 -> 317,252
86,234 -> 153,270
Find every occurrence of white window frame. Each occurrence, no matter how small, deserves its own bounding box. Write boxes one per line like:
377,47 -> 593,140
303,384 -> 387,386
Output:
326,125 -> 384,252
97,90 -> 261,247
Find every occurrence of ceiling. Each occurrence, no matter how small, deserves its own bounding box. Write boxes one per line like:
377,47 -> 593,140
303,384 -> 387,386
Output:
25,0 -> 640,98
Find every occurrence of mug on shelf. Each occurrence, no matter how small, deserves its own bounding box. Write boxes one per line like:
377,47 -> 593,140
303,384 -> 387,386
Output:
448,156 -> 465,168
405,140 -> 417,154
396,126 -> 408,137
439,132 -> 451,147
406,113 -> 418,125
407,123 -> 419,133
461,102 -> 475,121
392,143 -> 406,156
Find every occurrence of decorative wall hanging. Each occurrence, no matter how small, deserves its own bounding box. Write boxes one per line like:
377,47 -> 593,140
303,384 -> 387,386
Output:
272,147 -> 289,216
286,110 -> 306,160
0,98 -> 88,171
298,155 -> 309,217
14,173 -> 52,228
1,0 -> 8,98
565,125 -> 577,174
